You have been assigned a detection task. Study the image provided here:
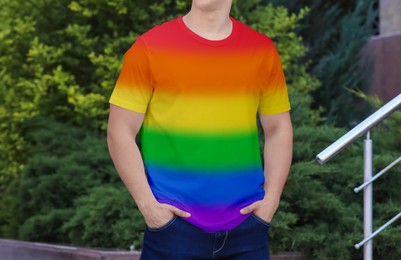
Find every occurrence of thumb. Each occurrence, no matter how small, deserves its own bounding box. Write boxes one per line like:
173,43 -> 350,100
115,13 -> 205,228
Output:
240,202 -> 258,215
166,204 -> 191,218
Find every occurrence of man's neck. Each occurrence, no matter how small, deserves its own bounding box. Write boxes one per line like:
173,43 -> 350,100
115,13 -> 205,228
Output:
183,2 -> 232,41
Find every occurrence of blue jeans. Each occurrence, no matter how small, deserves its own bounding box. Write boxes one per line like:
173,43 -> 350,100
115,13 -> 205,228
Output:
140,214 -> 270,259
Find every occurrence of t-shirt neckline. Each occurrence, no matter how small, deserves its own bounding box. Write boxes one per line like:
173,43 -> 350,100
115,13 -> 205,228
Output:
177,15 -> 238,46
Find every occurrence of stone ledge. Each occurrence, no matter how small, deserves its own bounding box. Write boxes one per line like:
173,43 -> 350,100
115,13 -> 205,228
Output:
0,239 -> 140,260
0,238 -> 306,260
271,252 -> 308,260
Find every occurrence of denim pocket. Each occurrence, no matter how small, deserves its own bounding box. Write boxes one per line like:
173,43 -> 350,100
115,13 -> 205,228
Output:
251,213 -> 271,227
147,216 -> 178,232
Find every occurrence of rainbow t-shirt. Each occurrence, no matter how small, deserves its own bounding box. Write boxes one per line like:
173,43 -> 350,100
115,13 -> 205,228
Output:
109,16 -> 290,232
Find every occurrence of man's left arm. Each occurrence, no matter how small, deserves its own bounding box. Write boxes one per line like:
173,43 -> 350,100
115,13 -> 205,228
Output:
240,111 -> 293,222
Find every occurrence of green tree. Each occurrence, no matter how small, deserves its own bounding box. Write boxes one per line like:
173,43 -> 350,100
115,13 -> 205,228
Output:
270,0 -> 377,126
0,118 -> 145,249
63,185 -> 145,249
1,0 -> 400,259
0,0 -> 192,185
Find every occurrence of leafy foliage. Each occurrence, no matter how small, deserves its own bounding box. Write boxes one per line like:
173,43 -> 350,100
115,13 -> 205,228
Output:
0,0 -> 192,184
63,185 -> 145,249
270,0 -> 377,126
1,119 -> 145,249
1,0 -> 400,259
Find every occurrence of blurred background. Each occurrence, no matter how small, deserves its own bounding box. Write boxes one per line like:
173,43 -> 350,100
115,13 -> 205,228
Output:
0,0 -> 400,259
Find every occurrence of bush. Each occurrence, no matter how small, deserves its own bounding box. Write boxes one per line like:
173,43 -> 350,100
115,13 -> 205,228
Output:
63,185 -> 144,249
270,0 -> 377,126
1,0 -> 399,259
1,118 -> 146,249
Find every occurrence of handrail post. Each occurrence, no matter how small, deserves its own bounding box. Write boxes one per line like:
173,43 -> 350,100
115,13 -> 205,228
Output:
364,131 -> 373,260
316,94 -> 401,257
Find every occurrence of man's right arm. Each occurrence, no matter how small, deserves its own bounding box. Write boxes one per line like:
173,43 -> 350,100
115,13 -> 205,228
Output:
107,104 -> 190,228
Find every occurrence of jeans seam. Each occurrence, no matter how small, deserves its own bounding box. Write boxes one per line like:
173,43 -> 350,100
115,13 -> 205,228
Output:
146,216 -> 178,232
212,231 -> 228,257
251,213 -> 271,227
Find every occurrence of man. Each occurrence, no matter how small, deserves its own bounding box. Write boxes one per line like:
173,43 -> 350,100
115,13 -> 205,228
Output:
107,0 -> 292,259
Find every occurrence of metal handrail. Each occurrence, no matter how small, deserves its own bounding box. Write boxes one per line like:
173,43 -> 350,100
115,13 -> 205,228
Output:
316,93 -> 401,260
355,212 -> 401,249
317,93 -> 401,164
354,156 -> 401,193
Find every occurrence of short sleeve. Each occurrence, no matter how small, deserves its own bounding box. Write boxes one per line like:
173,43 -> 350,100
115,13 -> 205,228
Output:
109,38 -> 153,113
258,43 -> 291,115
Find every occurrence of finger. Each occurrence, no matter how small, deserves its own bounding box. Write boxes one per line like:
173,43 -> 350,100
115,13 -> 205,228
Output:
166,205 -> 191,218
240,202 -> 258,215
